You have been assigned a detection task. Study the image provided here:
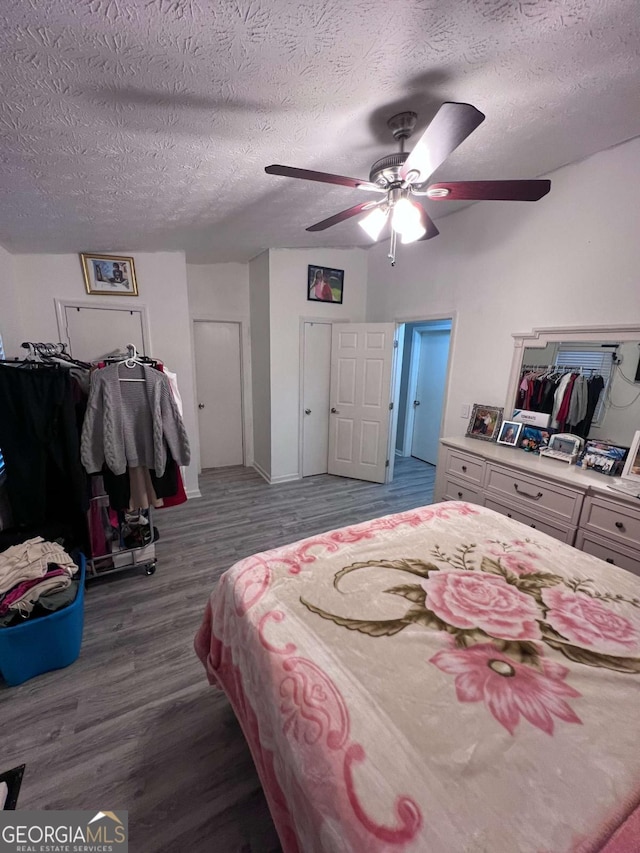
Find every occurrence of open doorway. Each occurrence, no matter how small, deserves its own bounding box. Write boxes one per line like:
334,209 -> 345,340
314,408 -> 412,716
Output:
395,319 -> 452,469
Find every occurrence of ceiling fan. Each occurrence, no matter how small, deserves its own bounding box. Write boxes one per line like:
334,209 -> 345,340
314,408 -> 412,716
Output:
265,102 -> 551,265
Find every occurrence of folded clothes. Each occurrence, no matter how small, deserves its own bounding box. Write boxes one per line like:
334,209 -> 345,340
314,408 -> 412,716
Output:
0,578 -> 79,628
0,568 -> 72,616
0,537 -> 76,594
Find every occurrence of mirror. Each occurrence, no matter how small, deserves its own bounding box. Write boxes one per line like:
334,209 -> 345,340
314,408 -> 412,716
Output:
506,326 -> 640,447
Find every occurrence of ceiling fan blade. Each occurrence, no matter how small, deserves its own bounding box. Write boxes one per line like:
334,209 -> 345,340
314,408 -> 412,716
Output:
265,164 -> 382,192
400,102 -> 485,184
306,201 -> 380,232
425,179 -> 551,201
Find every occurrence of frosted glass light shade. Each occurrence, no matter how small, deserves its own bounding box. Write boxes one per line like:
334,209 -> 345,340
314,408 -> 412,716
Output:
359,207 -> 388,240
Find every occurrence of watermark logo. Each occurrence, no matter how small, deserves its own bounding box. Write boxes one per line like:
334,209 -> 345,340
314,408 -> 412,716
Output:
0,809 -> 128,852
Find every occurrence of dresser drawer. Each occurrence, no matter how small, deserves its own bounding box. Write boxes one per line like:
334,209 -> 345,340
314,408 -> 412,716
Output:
445,449 -> 484,485
485,464 -> 582,525
484,498 -> 575,544
580,495 -> 640,550
442,476 -> 483,505
576,530 -> 640,577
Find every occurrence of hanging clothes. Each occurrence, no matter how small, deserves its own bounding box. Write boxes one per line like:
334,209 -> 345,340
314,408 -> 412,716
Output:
0,366 -> 88,546
575,375 -> 605,438
81,362 -> 190,476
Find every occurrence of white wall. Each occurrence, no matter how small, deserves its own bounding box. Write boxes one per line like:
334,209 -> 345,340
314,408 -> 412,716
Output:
268,247 -> 368,482
367,138 -> 640,444
249,251 -> 271,479
5,251 -> 200,496
187,262 -> 253,468
0,245 -> 21,356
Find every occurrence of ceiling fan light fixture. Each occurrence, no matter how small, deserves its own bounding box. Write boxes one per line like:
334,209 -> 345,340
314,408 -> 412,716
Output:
391,197 -> 422,236
399,218 -> 427,244
359,206 -> 388,240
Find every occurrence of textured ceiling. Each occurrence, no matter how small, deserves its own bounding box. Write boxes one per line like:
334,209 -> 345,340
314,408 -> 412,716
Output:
0,0 -> 639,263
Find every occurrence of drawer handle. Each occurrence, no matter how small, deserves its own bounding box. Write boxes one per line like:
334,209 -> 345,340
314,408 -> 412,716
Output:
615,521 -> 625,530
461,465 -> 467,473
606,558 -> 615,564
514,484 -> 543,500
457,491 -> 463,498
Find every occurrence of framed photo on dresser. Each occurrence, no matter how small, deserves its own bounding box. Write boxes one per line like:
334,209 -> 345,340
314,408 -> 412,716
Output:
466,404 -> 503,442
497,420 -> 522,447
621,430 -> 640,481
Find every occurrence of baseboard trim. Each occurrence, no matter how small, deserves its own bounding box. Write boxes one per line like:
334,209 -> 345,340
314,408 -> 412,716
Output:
252,463 -> 300,485
395,448 -> 403,457
252,461 -> 271,483
270,472 -> 300,484
186,488 -> 202,500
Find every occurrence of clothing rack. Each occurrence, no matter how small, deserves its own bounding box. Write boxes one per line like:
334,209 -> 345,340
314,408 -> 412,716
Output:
21,341 -> 68,358
520,364 -> 601,374
85,342 -> 160,580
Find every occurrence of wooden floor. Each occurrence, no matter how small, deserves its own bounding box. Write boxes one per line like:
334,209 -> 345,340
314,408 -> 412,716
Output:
0,457 -> 435,852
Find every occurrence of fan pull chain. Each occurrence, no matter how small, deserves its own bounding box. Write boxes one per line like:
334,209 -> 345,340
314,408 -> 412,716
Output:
388,228 -> 397,266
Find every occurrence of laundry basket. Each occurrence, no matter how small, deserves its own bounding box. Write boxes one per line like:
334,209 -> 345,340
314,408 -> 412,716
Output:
0,553 -> 86,686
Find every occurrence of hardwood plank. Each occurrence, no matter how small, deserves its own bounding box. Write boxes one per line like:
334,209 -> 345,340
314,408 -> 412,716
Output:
0,457 -> 434,852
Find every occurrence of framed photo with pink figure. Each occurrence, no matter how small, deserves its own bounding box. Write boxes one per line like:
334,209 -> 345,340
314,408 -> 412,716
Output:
307,265 -> 344,304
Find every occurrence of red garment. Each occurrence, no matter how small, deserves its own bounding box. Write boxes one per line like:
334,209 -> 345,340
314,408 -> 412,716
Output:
160,464 -> 188,507
556,374 -> 577,431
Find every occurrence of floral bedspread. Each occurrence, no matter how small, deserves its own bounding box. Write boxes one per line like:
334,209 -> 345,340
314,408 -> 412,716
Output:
194,502 -> 640,853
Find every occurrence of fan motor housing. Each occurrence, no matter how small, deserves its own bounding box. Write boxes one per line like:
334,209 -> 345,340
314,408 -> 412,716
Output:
369,152 -> 409,186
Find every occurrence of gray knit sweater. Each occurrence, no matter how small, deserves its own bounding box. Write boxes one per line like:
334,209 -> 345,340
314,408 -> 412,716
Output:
81,364 -> 190,476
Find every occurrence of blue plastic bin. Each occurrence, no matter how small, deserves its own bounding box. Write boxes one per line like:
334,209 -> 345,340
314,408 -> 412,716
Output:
0,554 -> 85,686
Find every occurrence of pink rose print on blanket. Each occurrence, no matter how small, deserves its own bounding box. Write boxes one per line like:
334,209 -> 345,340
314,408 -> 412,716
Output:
542,587 -> 639,655
422,569 -> 541,641
430,644 -> 582,735
484,542 -> 540,576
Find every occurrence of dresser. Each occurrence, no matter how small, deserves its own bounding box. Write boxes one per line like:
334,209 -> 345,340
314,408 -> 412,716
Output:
435,436 -> 640,576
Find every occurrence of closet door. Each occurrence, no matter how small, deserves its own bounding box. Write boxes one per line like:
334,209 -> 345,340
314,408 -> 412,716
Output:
64,305 -> 146,362
302,321 -> 332,477
328,323 -> 397,483
194,321 -> 244,468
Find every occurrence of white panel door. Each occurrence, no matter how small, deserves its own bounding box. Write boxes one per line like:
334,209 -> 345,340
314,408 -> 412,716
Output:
411,329 -> 450,465
194,321 -> 243,469
64,305 -> 145,361
328,323 -> 396,483
302,322 -> 332,477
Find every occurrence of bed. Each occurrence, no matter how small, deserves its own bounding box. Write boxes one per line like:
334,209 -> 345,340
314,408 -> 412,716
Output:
194,502 -> 640,852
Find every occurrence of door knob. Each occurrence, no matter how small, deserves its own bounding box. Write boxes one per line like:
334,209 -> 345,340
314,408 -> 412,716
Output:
413,400 -> 421,406
198,403 -> 205,409
305,408 -> 311,415
331,407 -> 339,414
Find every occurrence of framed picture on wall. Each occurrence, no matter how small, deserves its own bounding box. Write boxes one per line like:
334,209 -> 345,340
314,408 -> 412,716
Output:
80,253 -> 138,296
307,265 -> 344,304
466,404 -> 503,442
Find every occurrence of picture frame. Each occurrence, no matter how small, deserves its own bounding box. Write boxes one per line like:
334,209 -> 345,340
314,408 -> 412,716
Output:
497,420 -> 522,447
307,265 -> 344,304
578,439 -> 629,477
518,425 -> 553,454
80,253 -> 138,296
466,404 -> 503,442
621,430 -> 640,481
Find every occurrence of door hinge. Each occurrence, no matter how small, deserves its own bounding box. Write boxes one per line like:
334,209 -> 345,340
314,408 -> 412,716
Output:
385,459 -> 389,467
393,340 -> 399,348
388,402 -> 393,410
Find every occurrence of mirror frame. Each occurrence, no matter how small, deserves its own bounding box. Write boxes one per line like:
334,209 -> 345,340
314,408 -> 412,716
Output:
505,323 -> 640,417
